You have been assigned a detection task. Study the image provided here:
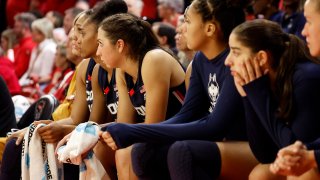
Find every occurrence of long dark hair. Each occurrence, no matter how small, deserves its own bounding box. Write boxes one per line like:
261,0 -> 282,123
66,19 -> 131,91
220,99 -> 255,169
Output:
99,13 -> 160,62
191,0 -> 246,43
88,0 -> 128,27
232,19 -> 317,121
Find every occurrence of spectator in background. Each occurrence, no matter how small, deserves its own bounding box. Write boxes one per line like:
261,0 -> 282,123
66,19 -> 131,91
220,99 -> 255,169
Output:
157,0 -> 184,27
6,0 -> 32,28
19,18 -> 56,88
273,0 -> 306,39
63,7 -> 83,35
42,43 -> 73,101
75,0 -> 90,10
141,0 -> 158,22
31,0 -> 77,17
175,15 -> 194,69
1,29 -> 17,62
124,0 -> 144,17
13,12 -> 37,79
45,11 -> 64,28
0,48 -> 21,95
45,11 -> 67,44
252,0 -> 281,20
152,22 -> 178,55
175,15 -> 194,90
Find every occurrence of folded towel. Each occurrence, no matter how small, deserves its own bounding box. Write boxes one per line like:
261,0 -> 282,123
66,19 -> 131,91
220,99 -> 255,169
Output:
21,123 -> 64,180
57,122 -> 107,180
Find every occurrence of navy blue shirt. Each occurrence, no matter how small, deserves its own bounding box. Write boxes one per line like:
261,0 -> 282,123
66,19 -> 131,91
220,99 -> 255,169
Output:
125,60 -> 186,123
272,11 -> 306,40
105,49 -> 247,149
85,58 -> 96,112
243,61 -> 320,163
98,67 -> 118,121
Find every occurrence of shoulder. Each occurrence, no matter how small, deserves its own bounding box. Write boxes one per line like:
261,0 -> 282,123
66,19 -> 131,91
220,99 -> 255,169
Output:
43,40 -> 57,51
143,49 -> 180,70
192,51 -> 207,63
92,64 -> 101,77
142,49 -> 176,76
78,58 -> 91,70
294,61 -> 320,83
23,40 -> 36,49
144,49 -> 175,64
93,63 -> 101,72
77,58 -> 91,77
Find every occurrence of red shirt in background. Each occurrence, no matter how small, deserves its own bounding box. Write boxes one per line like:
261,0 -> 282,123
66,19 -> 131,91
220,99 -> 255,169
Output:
0,56 -> 21,95
6,0 -> 77,27
38,0 -> 77,15
141,0 -> 158,20
6,0 -> 31,28
13,36 -> 36,78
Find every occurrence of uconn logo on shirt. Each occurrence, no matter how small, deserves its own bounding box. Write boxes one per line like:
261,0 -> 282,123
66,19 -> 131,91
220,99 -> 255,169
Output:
135,105 -> 146,116
86,89 -> 93,111
107,102 -> 118,115
136,85 -> 146,116
208,73 -> 219,112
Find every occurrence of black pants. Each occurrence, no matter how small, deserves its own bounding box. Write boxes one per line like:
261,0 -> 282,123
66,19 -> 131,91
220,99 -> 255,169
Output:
131,140 -> 221,180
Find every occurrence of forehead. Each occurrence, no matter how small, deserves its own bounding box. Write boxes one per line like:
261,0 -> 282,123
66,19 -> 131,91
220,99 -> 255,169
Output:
97,28 -> 104,36
82,19 -> 96,30
186,3 -> 200,18
97,28 -> 109,40
305,0 -> 319,14
74,15 -> 87,26
229,33 -> 245,49
229,33 -> 239,45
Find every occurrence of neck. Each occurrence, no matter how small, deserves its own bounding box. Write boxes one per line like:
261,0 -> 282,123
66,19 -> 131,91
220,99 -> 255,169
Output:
184,50 -> 195,61
121,58 -> 139,81
73,57 -> 83,67
201,39 -> 228,60
91,54 -> 99,62
92,55 -> 114,74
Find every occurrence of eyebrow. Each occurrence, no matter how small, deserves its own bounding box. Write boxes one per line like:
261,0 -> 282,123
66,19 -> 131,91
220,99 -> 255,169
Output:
76,26 -> 84,31
230,46 -> 240,51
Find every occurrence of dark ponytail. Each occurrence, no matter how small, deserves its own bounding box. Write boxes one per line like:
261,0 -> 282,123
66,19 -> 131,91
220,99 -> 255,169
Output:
276,34 -> 317,121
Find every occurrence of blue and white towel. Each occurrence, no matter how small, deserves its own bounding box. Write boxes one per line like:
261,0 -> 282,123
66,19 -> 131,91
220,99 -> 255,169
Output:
21,123 -> 64,180
57,122 -> 107,180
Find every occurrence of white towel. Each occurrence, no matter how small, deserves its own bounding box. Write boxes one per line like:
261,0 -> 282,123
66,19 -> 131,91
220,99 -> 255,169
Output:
21,123 -> 64,180
57,122 -> 107,180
